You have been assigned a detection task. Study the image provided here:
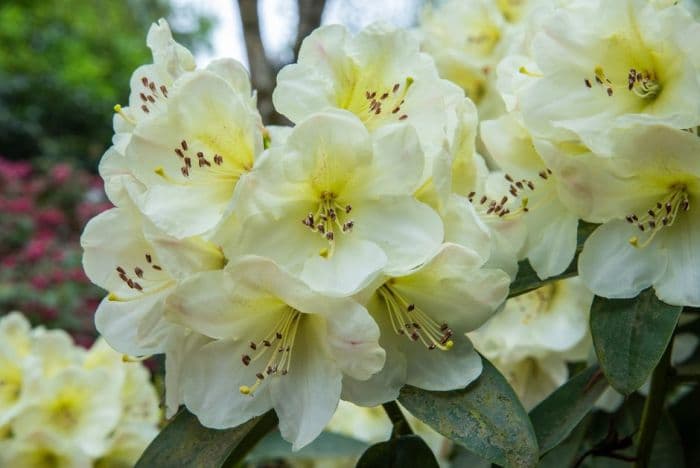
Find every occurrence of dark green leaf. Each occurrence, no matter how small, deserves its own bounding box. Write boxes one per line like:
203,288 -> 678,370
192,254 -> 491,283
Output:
509,222 -> 597,298
136,409 -> 277,468
590,289 -> 682,394
537,414 -> 592,468
356,435 -> 439,468
398,357 -> 538,467
246,430 -> 369,463
530,365 -> 608,454
649,412 -> 685,468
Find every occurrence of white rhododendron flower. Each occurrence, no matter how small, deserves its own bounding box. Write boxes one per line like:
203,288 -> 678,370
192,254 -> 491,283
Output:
273,23 -> 463,166
124,70 -> 263,238
229,110 -> 443,295
344,244 -> 510,406
166,256 -> 385,449
481,113 -> 579,278
418,0 -> 511,119
0,313 -> 160,466
510,0 -> 700,152
552,125 -> 700,306
470,278 -> 592,409
102,19 -> 259,222
81,205 -> 224,355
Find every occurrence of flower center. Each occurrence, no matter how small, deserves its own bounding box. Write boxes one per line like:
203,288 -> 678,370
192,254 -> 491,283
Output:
301,191 -> 355,258
513,282 -> 557,324
239,308 -> 303,396
378,284 -> 454,351
584,66 -> 660,100
627,68 -> 661,99
109,252 -> 171,301
154,138 -> 248,184
467,171 -> 542,219
626,184 -> 689,248
49,397 -> 81,431
348,77 -> 414,128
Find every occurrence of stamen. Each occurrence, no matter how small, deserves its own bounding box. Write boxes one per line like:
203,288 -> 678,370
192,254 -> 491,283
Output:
239,308 -> 302,396
627,185 -> 689,248
301,191 -> 355,257
378,285 -> 454,351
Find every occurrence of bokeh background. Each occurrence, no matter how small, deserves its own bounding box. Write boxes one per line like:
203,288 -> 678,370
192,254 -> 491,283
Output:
0,0 -> 424,344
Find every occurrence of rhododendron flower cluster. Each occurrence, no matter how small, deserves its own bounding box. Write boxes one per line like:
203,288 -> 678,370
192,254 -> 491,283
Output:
0,312 -> 160,467
81,0 -> 700,456
82,20 -> 509,449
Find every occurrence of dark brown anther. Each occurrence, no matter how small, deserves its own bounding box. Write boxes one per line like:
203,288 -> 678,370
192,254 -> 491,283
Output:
127,279 -> 134,289
607,88 -> 613,96
250,342 -> 257,350
160,85 -> 168,97
256,373 -> 265,380
242,355 -> 251,366
276,332 -> 283,339
214,155 -> 223,165
145,254 -> 152,263
407,304 -> 415,312
410,332 -> 420,341
141,105 -> 150,113
584,78 -> 592,88
116,266 -> 125,274
175,148 -> 184,158
139,93 -> 148,102
527,181 -> 535,190
147,95 -> 155,103
185,157 -> 192,168
181,140 -> 188,150
181,166 -> 189,177
380,92 -> 388,100
134,267 -> 144,278
393,83 -> 400,93
263,340 -> 271,347
399,114 -> 408,120
505,174 -> 514,182
152,265 -> 162,271
149,82 -> 156,92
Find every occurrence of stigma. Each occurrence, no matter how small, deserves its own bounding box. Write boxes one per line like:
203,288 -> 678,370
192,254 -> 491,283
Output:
378,284 -> 454,351
238,308 -> 302,396
626,184 -> 689,248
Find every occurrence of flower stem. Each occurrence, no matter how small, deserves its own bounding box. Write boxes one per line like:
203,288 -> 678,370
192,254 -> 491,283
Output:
382,401 -> 413,438
633,337 -> 674,468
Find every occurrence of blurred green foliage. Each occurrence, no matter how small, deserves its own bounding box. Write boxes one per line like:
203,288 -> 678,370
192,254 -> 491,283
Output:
0,0 -> 213,168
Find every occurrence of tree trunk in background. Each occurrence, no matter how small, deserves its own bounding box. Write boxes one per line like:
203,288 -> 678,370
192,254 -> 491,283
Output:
238,0 -> 277,124
237,0 -> 326,125
293,0 -> 326,59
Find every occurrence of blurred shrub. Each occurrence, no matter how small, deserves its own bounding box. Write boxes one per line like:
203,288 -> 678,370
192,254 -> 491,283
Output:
0,0 -> 213,168
0,156 -> 111,345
